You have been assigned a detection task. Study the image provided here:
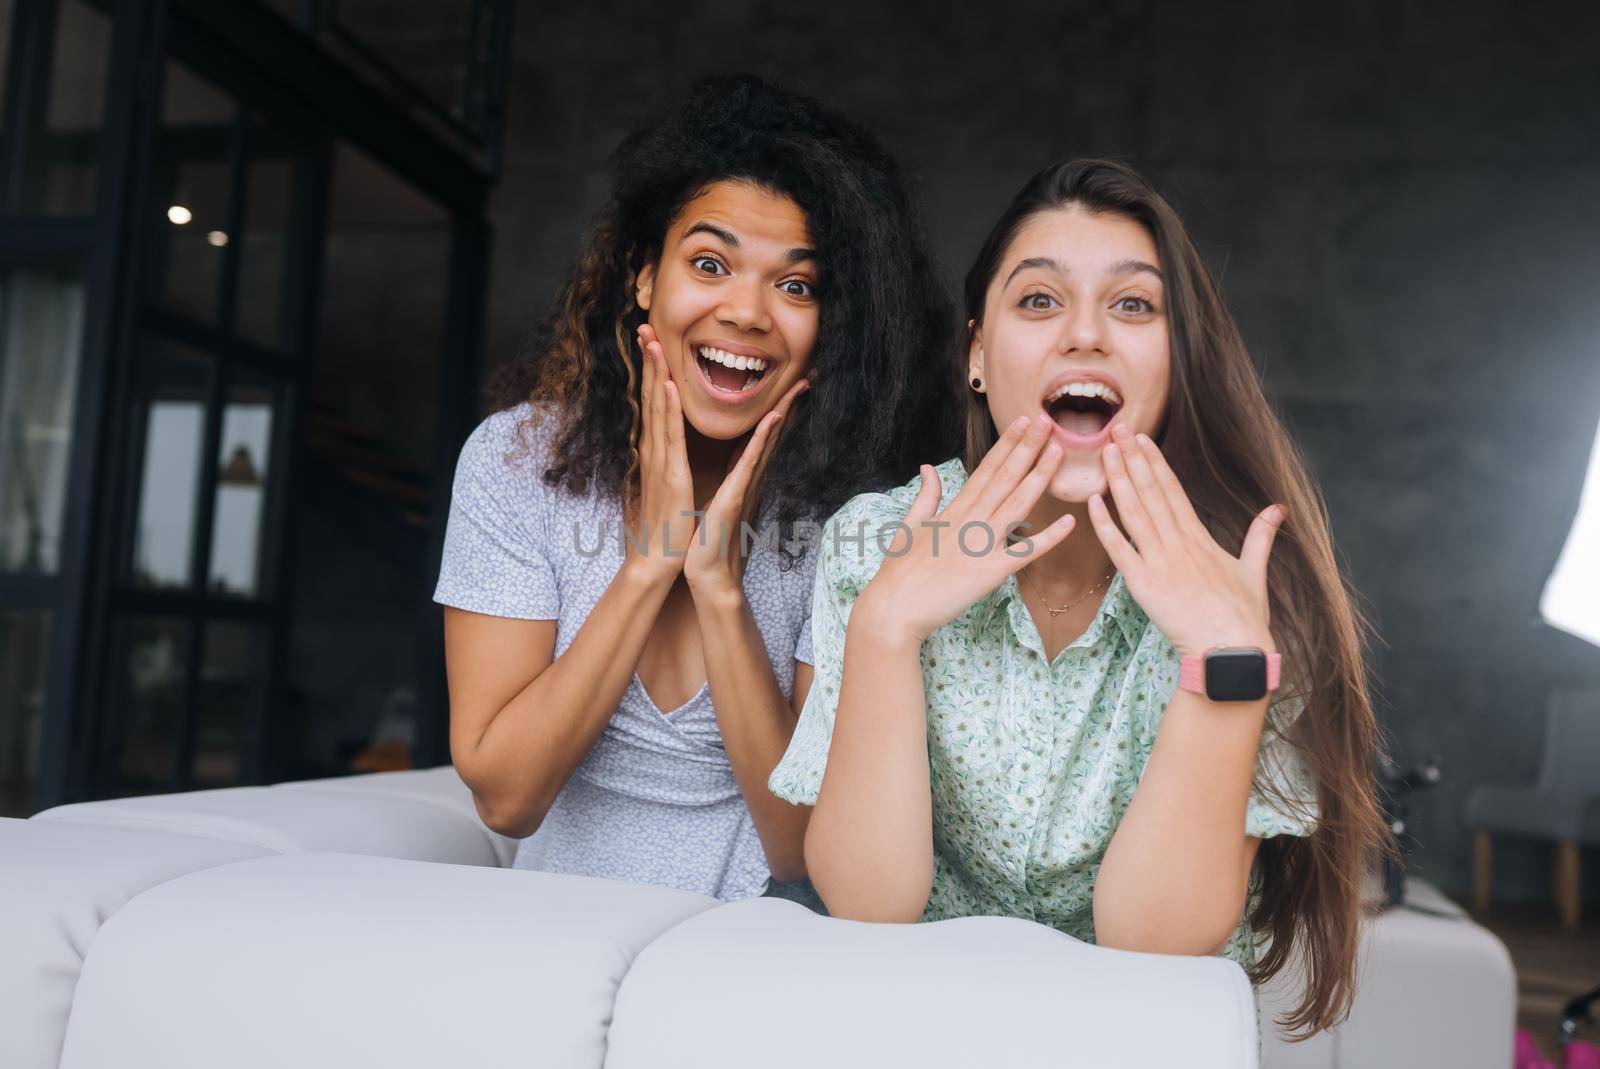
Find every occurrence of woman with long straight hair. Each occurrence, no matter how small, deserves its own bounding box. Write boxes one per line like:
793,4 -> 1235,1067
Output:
772,158 -> 1397,1044
436,74 -> 956,903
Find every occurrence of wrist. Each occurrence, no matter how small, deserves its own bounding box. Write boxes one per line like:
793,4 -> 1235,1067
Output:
686,573 -> 747,614
1172,632 -> 1276,661
619,555 -> 681,592
1176,642 -> 1281,703
850,587 -> 926,655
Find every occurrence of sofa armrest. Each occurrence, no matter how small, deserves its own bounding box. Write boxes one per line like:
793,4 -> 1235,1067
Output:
1336,881 -> 1514,1069
277,766 -> 521,865
1256,878 -> 1515,1069
31,767 -> 503,867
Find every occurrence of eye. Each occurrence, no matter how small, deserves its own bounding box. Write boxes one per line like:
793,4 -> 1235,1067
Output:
1020,291 -> 1057,312
779,278 -> 815,299
690,255 -> 727,276
1114,295 -> 1155,315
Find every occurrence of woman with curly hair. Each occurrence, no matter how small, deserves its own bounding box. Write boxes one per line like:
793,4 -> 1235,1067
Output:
771,158 -> 1397,1049
432,74 -> 956,902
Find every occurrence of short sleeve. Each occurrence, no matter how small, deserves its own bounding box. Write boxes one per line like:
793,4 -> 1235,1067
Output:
432,409 -> 561,620
1244,688 -> 1321,838
790,529 -> 821,665
768,493 -> 892,805
794,581 -> 815,665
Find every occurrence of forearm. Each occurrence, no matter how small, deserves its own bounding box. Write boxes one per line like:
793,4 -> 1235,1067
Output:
1093,685 -> 1267,954
806,596 -> 935,922
464,563 -> 674,835
693,586 -> 810,881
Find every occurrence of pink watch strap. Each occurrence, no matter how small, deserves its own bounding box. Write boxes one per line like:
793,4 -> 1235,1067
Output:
1179,649 -> 1281,693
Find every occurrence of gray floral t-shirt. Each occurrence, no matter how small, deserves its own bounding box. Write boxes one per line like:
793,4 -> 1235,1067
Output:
769,456 -> 1319,1047
434,402 -> 816,901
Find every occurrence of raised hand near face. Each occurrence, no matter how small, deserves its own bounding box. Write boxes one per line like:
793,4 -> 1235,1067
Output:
632,322 -> 811,595
628,323 -> 698,582
854,412 -> 1078,648
1087,422 -> 1286,658
682,369 -> 811,599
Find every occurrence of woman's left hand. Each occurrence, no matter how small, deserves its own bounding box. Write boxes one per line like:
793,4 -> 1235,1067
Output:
683,376 -> 811,600
1087,422 -> 1285,660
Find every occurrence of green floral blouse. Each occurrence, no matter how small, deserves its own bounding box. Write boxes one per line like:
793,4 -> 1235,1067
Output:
769,456 -> 1319,1030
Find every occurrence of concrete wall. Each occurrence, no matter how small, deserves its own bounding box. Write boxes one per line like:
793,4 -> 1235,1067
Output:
485,0 -> 1600,907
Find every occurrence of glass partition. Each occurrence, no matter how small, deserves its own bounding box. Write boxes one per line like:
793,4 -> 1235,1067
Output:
282,139 -> 450,779
127,340 -> 210,591
145,60 -> 237,326
17,0 -> 111,216
207,367 -> 276,598
0,609 -> 48,816
0,267 -> 85,575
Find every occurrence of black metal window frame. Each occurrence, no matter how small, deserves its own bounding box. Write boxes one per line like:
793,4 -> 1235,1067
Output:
259,0 -> 512,175
0,0 -> 158,812
0,0 -> 501,811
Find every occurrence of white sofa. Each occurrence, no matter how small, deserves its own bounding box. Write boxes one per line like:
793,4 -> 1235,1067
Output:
2,767 -> 1515,1068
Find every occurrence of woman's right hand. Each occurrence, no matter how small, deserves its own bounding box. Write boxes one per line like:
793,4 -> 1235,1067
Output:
626,323 -> 698,583
853,412 -> 1076,648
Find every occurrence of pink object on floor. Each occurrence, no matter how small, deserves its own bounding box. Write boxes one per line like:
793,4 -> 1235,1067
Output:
1566,1040 -> 1600,1069
1516,1028 -> 1557,1069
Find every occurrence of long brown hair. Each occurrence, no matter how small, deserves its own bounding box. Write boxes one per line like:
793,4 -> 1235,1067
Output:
960,159 -> 1399,1038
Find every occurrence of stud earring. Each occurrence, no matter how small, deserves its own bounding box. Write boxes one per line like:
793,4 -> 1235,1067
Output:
970,376 -> 983,390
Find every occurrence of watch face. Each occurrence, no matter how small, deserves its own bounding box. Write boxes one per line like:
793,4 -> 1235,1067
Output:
1204,649 -> 1268,702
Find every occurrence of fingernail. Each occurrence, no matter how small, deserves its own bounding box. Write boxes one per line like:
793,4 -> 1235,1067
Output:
1135,433 -> 1152,447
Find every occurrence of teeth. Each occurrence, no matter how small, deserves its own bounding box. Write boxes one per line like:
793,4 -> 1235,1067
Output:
1045,380 -> 1122,406
698,346 -> 768,374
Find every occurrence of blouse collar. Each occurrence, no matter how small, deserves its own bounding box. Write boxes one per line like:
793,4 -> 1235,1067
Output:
993,570 -> 1147,659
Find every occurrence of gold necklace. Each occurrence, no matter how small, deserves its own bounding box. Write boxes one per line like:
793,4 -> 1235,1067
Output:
1019,565 -> 1116,619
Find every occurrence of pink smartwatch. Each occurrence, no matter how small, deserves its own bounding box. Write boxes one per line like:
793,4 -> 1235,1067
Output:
1178,646 -> 1281,702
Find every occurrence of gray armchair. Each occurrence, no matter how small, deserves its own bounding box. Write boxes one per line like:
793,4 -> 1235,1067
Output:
1465,687 -> 1600,928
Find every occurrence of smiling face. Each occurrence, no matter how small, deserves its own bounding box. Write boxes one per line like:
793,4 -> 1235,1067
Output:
970,204 -> 1171,502
634,179 -> 820,441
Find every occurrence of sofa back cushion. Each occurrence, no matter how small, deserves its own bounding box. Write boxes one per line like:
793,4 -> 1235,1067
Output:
0,818 -> 270,1069
604,897 -> 1261,1068
57,852 -> 715,1069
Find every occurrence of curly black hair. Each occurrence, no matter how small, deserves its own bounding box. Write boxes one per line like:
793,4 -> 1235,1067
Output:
484,73 -> 959,566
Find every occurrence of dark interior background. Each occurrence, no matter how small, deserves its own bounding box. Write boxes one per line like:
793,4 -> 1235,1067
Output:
481,1 -> 1600,909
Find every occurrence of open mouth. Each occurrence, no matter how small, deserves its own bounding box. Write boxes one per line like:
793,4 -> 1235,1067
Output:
694,344 -> 771,396
1043,381 -> 1123,439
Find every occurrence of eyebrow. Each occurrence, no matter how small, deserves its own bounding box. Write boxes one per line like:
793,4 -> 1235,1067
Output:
1002,256 -> 1062,288
1108,258 -> 1163,281
683,221 -> 816,264
1002,255 -> 1163,288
